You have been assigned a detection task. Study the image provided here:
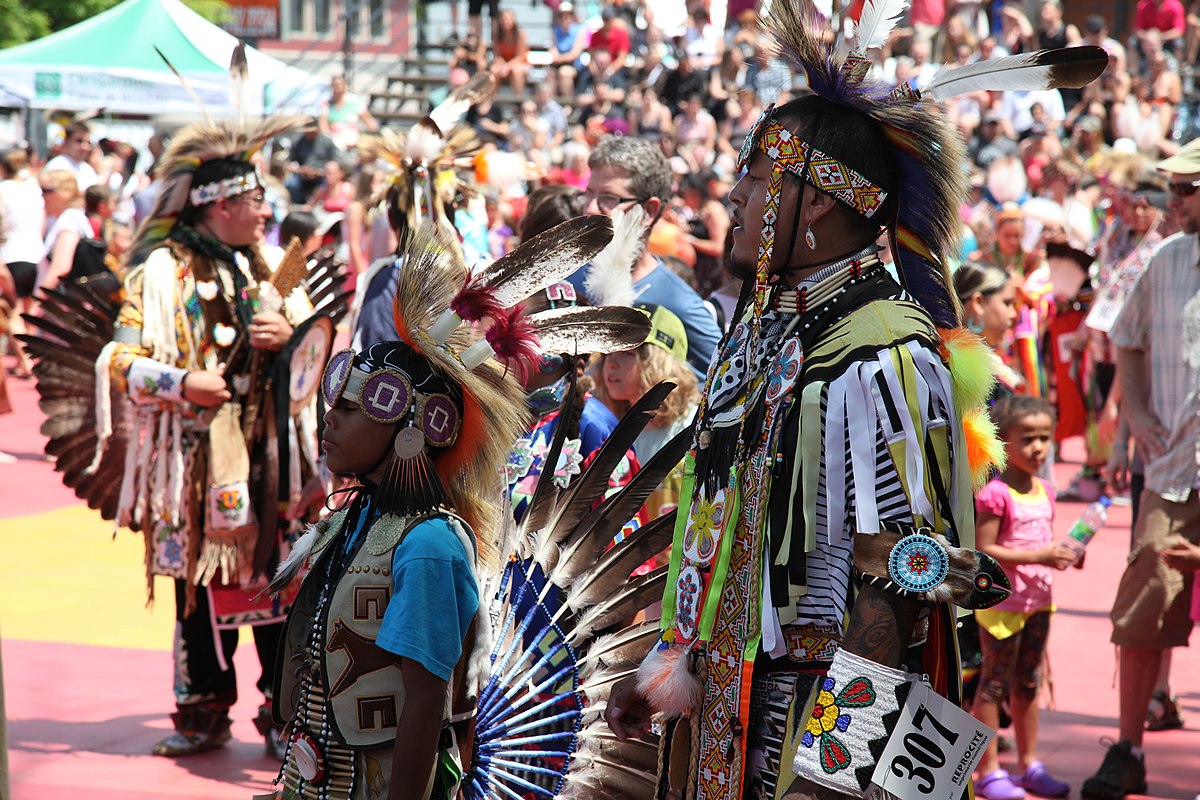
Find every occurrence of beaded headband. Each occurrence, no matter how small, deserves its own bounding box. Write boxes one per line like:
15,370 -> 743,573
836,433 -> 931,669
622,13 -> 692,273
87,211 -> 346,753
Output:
188,168 -> 263,207
322,347 -> 462,447
737,109 -> 888,220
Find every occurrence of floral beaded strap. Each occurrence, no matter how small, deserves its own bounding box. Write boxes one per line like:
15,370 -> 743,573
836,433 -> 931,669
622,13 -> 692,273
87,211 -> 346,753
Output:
659,455 -> 743,646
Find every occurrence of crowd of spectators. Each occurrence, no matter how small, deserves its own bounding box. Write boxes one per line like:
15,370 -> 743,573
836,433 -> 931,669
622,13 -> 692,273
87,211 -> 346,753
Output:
2,1 -> 1200,796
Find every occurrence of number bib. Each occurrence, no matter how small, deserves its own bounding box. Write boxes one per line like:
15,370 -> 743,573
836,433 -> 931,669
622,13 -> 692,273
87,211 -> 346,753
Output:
871,683 -> 995,800
792,649 -> 994,800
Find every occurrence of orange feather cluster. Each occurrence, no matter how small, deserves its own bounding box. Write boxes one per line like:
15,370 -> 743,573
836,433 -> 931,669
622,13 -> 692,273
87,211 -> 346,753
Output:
961,407 -> 1005,489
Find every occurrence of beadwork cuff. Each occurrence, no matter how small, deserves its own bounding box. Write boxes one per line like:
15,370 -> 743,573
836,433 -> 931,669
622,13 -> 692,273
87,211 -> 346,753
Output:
792,649 -> 912,797
126,357 -> 188,405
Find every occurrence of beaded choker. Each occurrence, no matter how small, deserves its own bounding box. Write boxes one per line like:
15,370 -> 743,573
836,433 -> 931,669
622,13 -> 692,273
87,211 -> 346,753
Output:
772,249 -> 882,316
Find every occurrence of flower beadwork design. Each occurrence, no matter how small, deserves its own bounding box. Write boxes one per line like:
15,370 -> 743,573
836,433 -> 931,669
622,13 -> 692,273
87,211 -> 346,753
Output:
683,490 -> 725,565
765,339 -> 802,404
675,565 -> 702,639
504,438 -> 537,485
551,438 -> 583,488
800,675 -> 876,774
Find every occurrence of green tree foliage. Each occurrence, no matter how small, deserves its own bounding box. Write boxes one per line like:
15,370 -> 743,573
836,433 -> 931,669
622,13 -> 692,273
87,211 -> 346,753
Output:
0,0 -> 230,49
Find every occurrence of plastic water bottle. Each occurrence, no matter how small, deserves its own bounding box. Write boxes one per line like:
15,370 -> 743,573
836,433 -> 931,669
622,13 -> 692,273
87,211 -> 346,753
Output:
1062,496 -> 1112,564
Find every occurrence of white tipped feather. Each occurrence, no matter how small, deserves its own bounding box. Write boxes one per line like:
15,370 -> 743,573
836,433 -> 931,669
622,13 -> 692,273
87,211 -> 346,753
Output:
584,205 -> 644,306
921,45 -> 1109,102
229,42 -> 249,132
852,0 -> 907,52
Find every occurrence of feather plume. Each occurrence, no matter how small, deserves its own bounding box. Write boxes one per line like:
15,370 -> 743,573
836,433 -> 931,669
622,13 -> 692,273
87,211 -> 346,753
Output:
448,278 -> 505,324
229,42 -> 249,132
528,305 -> 651,356
154,46 -> 213,126
485,305 -> 542,381
763,0 -> 837,95
852,0 -> 907,53
584,204 -> 644,306
472,216 -> 614,310
428,71 -> 498,136
637,641 -> 701,717
938,326 -> 1000,415
962,406 -> 1005,488
267,524 -> 320,596
407,117 -> 445,165
921,46 -> 1109,102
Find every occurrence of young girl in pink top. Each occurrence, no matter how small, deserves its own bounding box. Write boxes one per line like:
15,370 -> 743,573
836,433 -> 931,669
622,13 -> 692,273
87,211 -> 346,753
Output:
973,396 -> 1077,800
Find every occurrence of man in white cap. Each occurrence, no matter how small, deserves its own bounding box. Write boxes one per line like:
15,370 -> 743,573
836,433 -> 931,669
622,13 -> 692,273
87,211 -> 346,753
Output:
1082,136 -> 1200,800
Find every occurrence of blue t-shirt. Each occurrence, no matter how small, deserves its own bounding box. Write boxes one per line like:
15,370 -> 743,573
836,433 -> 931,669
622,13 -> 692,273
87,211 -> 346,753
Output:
567,258 -> 721,377
354,259 -> 402,348
374,515 -> 479,682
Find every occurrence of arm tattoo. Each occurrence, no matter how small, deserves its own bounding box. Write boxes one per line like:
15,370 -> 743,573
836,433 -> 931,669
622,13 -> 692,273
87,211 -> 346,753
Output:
841,581 -> 922,668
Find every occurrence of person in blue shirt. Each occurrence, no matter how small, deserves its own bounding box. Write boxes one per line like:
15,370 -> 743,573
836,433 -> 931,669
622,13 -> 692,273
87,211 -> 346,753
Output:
566,135 -> 721,378
267,338 -> 526,800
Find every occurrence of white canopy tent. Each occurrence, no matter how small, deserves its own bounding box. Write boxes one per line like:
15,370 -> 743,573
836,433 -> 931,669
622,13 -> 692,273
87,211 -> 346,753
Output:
0,0 -> 329,117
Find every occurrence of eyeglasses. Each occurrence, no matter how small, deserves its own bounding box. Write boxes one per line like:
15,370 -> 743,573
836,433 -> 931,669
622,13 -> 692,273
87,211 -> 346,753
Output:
230,192 -> 269,208
1167,179 -> 1200,197
581,190 -> 649,213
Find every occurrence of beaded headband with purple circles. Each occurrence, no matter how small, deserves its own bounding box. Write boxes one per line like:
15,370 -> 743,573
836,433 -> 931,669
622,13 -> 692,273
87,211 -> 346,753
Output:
321,341 -> 466,516
324,346 -> 463,447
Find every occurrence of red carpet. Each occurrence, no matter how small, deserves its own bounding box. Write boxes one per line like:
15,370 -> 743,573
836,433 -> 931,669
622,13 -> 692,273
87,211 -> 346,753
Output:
2,359 -> 1199,798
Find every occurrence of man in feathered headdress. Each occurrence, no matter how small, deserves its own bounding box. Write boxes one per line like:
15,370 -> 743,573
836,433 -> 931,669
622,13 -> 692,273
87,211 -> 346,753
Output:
604,2 -> 1106,799
103,112 -> 324,758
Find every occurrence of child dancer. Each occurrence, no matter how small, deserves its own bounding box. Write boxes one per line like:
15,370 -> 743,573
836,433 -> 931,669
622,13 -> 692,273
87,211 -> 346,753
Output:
973,395 -> 1077,800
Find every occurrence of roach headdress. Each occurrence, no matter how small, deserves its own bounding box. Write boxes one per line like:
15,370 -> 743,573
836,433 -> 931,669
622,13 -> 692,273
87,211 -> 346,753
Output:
739,0 -> 1108,328
362,72 -> 500,255
322,215 -> 651,571
131,43 -> 305,266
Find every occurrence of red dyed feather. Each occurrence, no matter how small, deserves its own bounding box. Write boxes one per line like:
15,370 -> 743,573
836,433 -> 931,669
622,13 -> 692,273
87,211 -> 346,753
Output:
485,305 -> 543,381
450,276 -> 505,323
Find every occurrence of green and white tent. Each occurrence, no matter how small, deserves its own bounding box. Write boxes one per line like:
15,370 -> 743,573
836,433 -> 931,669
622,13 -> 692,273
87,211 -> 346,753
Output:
0,0 -> 325,116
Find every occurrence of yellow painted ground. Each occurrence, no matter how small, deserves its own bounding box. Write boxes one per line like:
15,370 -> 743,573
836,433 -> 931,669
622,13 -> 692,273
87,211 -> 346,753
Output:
0,504 -> 249,650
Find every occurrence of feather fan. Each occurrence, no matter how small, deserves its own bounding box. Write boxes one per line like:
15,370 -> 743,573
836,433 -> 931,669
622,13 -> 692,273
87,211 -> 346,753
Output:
921,46 -> 1109,102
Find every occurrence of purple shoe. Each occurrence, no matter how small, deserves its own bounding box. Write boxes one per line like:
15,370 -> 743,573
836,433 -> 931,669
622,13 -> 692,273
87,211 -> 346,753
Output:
978,769 -> 1028,800
1020,761 -> 1071,798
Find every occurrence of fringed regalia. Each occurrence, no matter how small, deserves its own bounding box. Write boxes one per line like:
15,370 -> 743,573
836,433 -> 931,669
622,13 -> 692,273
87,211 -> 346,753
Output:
631,2 -> 1108,798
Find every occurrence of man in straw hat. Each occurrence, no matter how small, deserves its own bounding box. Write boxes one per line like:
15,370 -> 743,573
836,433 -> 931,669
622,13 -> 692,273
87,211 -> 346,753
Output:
1081,136 -> 1200,800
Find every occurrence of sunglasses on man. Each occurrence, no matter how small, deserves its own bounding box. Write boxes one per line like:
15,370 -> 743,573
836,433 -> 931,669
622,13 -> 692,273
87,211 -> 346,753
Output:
1167,179 -> 1200,197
